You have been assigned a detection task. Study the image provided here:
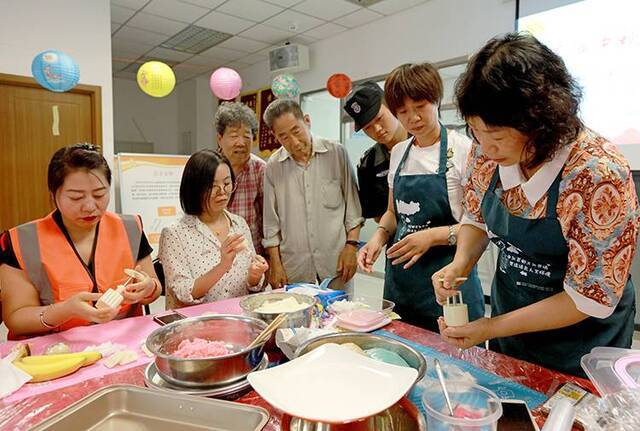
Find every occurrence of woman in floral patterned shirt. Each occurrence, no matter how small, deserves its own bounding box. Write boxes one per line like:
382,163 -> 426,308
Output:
433,33 -> 639,377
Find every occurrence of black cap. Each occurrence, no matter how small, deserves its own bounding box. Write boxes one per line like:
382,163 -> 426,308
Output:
344,81 -> 383,132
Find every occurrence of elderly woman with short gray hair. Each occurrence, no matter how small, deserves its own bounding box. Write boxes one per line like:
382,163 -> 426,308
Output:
214,102 -> 266,255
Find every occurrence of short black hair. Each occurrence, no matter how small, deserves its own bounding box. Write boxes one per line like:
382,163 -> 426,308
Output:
385,63 -> 443,116
48,143 -> 111,195
179,149 -> 234,215
456,32 -> 583,169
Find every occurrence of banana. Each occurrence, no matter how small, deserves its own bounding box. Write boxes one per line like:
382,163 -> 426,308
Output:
14,356 -> 86,383
20,351 -> 102,367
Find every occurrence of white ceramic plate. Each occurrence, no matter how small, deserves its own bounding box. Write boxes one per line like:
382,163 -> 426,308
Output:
247,343 -> 418,423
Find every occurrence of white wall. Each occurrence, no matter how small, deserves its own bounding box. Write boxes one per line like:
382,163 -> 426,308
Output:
195,75 -> 217,151
113,75 -> 216,156
175,75 -> 217,154
113,78 -> 179,154
241,0 -> 516,93
0,0 -> 114,165
177,79 -> 198,154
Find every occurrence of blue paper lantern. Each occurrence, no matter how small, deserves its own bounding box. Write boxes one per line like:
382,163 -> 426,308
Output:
31,50 -> 80,92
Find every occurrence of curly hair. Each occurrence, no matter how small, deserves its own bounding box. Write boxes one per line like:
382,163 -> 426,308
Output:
455,32 -> 583,169
214,102 -> 258,137
384,63 -> 443,116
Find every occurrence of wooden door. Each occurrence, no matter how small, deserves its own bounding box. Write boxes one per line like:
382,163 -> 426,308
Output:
0,74 -> 101,230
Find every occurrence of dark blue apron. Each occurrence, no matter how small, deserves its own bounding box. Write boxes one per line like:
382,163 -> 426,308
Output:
482,167 -> 635,377
384,125 -> 484,331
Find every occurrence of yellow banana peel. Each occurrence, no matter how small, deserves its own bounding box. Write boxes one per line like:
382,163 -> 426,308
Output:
20,351 -> 102,367
14,356 -> 86,383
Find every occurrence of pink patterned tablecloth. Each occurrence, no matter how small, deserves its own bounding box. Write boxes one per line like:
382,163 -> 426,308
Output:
0,297 -> 244,404
0,299 -> 594,430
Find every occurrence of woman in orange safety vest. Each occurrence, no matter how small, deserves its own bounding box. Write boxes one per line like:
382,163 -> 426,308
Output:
0,144 -> 161,338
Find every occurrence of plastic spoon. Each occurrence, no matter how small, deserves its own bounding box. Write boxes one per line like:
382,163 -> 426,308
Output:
434,358 -> 455,416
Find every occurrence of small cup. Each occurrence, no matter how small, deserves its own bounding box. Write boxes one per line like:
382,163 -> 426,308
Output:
421,380 -> 502,430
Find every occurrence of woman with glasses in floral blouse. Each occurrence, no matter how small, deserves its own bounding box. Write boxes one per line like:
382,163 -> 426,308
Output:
159,150 -> 268,309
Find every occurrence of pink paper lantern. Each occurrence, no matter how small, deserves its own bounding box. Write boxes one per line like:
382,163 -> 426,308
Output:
209,67 -> 242,100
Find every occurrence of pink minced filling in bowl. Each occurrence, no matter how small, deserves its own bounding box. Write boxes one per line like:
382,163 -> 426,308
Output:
172,338 -> 231,358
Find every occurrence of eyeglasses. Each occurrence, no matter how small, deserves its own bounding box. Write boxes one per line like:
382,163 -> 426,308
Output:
212,182 -> 237,196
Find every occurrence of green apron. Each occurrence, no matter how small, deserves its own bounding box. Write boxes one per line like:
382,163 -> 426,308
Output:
482,167 -> 635,377
384,126 -> 484,331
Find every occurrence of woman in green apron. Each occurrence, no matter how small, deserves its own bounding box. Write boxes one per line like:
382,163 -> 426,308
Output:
433,33 -> 638,377
358,63 -> 484,332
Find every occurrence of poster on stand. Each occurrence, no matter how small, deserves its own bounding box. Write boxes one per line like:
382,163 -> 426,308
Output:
116,153 -> 189,255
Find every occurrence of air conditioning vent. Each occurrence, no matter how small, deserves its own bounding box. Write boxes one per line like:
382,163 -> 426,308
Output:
161,25 -> 232,54
268,44 -> 309,74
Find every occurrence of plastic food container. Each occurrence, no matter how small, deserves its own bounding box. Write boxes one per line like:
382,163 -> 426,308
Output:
336,309 -> 390,332
327,293 -> 395,315
421,381 -> 502,431
581,347 -> 640,395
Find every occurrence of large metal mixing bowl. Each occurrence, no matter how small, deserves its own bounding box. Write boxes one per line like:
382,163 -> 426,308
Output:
146,314 -> 267,388
294,332 -> 427,384
240,292 -> 316,329
281,397 -> 426,431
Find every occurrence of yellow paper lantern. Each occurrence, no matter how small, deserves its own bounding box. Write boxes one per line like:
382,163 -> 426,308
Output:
137,61 -> 175,98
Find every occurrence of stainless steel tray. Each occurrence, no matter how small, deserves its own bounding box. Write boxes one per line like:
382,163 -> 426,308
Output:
144,353 -> 269,399
31,384 -> 269,431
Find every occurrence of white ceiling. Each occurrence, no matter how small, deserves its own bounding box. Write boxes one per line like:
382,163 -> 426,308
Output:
111,0 -> 429,83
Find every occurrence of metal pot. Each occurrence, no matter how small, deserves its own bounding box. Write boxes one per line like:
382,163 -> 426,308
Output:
240,292 -> 316,329
282,397 -> 426,431
145,314 -> 267,388
294,332 -> 427,384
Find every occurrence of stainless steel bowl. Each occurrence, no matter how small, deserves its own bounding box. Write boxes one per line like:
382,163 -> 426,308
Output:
240,292 -> 316,329
145,314 -> 267,388
294,333 -> 427,384
282,397 -> 426,431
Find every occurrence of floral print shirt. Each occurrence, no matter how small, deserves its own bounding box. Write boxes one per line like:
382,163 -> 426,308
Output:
462,129 -> 640,318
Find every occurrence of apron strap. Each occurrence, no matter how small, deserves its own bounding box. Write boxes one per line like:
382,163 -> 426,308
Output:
545,169 -> 564,218
488,166 -> 501,192
437,124 -> 449,175
396,137 -> 414,173
392,136 -> 414,215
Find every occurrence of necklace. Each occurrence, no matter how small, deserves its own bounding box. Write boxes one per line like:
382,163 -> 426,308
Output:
210,214 -> 229,237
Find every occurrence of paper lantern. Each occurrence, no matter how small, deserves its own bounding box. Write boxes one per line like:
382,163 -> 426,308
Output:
271,74 -> 300,99
326,73 -> 352,99
31,50 -> 80,92
209,67 -> 242,100
137,61 -> 176,98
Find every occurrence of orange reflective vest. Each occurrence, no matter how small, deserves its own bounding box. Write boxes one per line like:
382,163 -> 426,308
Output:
9,211 -> 144,333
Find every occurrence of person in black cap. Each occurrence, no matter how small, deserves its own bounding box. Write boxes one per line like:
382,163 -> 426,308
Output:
345,81 -> 407,221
